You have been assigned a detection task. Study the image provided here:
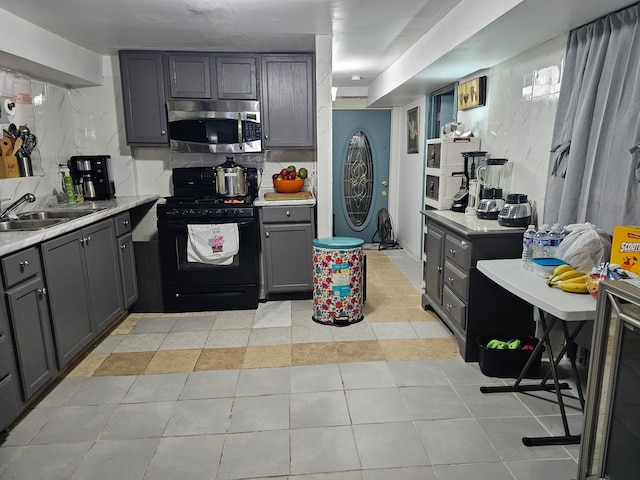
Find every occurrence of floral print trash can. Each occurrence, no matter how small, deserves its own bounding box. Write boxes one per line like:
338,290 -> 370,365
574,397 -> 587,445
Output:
312,237 -> 364,326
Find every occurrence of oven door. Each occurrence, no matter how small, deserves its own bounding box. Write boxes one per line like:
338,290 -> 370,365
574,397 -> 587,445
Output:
158,216 -> 260,311
159,217 -> 259,286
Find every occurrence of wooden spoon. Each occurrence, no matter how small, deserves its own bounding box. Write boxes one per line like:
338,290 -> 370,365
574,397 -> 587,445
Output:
1,137 -> 12,156
12,137 -> 22,155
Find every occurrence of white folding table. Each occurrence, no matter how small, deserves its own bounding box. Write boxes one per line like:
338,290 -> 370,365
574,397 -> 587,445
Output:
476,258 -> 597,446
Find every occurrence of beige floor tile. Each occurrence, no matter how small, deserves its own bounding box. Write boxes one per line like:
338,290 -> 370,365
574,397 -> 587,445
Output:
365,306 -> 406,323
111,316 -> 139,335
244,345 -> 292,368
422,338 -> 462,359
195,347 -> 246,370
144,349 -> 201,374
292,342 -> 339,366
335,340 -> 385,363
94,352 -> 155,376
67,354 -> 109,377
378,339 -> 430,360
399,306 -> 439,321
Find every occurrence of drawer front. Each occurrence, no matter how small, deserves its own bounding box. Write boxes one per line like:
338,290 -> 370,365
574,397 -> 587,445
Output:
444,260 -> 468,301
2,247 -> 41,289
261,206 -> 312,223
114,212 -> 132,237
443,286 -> 467,331
445,234 -> 471,270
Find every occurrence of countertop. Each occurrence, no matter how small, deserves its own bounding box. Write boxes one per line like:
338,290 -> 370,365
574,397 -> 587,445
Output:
0,194 -> 159,257
477,258 -> 597,321
254,188 -> 316,207
422,209 -> 526,237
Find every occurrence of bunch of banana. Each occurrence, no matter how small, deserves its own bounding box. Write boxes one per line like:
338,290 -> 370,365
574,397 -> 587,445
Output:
546,264 -> 589,293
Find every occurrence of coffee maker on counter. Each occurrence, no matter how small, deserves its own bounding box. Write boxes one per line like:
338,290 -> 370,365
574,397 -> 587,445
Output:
68,155 -> 116,200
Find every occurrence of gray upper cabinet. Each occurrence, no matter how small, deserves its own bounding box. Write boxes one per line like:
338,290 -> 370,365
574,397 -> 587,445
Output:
168,53 -> 212,99
215,55 -> 258,100
261,55 -> 315,148
119,51 -> 168,145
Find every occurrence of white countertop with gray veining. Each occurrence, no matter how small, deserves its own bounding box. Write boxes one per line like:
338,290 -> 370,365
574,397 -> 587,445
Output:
0,195 -> 159,257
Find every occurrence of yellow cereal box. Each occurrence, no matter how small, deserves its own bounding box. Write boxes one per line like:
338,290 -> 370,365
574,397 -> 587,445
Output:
610,226 -> 640,275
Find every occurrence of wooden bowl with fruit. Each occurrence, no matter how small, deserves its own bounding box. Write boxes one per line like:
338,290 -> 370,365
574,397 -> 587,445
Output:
272,166 -> 308,193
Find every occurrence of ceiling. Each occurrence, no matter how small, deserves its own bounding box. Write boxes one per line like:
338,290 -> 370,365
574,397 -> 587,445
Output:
0,0 -> 638,107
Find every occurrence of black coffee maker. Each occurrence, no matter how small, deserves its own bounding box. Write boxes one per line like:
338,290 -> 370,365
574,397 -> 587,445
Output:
68,155 -> 116,200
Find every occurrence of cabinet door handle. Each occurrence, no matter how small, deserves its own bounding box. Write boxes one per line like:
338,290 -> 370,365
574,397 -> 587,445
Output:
86,235 -> 91,245
37,288 -> 47,298
120,244 -> 127,250
460,240 -> 467,247
19,260 -> 29,269
449,248 -> 456,256
447,277 -> 455,284
161,130 -> 166,135
123,220 -> 130,227
265,232 -> 270,238
446,303 -> 453,311
285,211 -> 291,217
436,266 -> 442,272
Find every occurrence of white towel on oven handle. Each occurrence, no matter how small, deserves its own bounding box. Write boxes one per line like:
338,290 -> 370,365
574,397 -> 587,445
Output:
187,223 -> 239,265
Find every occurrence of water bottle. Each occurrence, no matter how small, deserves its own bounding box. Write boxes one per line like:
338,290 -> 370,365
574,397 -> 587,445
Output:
533,224 -> 550,258
522,224 -> 536,270
547,223 -> 563,258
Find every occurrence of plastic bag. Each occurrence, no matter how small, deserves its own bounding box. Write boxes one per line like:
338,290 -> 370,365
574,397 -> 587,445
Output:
555,222 -> 612,273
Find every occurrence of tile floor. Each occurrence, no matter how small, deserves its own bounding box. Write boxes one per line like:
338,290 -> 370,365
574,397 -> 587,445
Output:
0,248 -> 583,480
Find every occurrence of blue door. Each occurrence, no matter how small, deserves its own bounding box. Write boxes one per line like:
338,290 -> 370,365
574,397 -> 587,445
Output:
332,110 -> 391,242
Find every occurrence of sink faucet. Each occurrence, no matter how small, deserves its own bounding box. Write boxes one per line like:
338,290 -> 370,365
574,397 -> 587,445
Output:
0,193 -> 36,220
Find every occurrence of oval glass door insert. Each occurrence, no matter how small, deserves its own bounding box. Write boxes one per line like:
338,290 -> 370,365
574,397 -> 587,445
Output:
343,130 -> 373,228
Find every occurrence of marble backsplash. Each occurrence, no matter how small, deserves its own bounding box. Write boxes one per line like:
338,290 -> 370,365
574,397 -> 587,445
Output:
457,34 -> 568,225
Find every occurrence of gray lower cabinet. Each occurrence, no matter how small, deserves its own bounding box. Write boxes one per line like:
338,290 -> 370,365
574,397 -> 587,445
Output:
115,212 -> 138,308
42,219 -> 124,367
0,295 -> 23,432
261,55 -> 315,148
1,247 -> 57,402
422,211 -> 534,361
260,205 -> 314,296
119,51 -> 168,145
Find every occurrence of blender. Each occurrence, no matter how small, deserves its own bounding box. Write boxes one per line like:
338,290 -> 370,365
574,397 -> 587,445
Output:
450,151 -> 488,213
476,158 -> 508,219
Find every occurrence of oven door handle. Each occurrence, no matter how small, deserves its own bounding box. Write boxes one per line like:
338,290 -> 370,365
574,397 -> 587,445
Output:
158,219 -> 254,229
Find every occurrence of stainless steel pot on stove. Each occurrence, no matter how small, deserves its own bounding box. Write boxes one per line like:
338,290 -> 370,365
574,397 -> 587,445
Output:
215,157 -> 247,197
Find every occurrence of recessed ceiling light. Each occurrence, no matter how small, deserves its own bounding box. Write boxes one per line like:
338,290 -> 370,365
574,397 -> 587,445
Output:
350,75 -> 363,81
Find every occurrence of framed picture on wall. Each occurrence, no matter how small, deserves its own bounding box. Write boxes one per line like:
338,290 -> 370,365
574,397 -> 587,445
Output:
457,76 -> 486,110
407,107 -> 419,153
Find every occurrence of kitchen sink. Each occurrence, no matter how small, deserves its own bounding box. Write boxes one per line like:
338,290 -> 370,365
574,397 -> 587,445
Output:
17,208 -> 104,221
0,218 -> 69,231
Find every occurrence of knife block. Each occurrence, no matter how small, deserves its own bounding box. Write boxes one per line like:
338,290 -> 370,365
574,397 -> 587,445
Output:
0,156 -> 20,178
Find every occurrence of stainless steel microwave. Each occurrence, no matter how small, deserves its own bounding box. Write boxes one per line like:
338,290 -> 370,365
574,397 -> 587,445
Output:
167,100 -> 262,154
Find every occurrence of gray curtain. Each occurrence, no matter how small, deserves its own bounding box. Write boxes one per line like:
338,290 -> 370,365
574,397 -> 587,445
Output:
544,3 -> 640,234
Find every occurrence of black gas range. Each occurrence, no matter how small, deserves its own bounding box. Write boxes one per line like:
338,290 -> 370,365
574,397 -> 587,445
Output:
157,166 -> 260,312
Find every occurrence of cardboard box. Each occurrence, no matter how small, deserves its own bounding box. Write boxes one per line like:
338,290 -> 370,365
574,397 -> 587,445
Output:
610,226 -> 640,276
